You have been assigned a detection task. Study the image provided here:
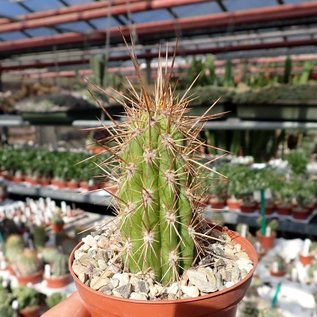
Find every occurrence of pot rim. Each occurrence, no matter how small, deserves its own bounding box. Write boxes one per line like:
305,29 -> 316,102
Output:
69,226 -> 258,305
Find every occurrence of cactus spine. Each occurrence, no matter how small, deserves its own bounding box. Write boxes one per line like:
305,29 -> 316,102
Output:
99,55 -> 219,286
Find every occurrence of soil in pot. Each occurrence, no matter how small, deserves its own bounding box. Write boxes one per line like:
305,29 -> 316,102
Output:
45,275 -> 71,288
16,270 -> 43,285
69,222 -> 258,317
256,231 -> 276,252
292,207 -> 310,220
20,306 -> 41,317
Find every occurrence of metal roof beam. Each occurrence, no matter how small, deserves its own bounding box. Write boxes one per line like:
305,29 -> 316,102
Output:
216,0 -> 227,12
0,0 -> 218,33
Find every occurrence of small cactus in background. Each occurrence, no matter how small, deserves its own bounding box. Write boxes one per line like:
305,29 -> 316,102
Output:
32,225 -> 47,249
46,293 -> 66,309
51,211 -> 64,225
0,304 -> 17,317
95,49 -> 225,285
51,253 -> 68,277
283,56 -> 292,84
40,247 -> 59,264
13,286 -> 39,311
4,234 -> 24,264
15,249 -> 42,276
224,59 -> 234,87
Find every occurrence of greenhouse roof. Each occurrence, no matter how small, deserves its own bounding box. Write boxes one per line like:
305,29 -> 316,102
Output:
1,0 -> 317,73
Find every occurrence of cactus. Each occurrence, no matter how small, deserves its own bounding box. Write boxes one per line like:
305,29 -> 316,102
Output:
0,286 -> 11,305
13,286 -> 39,310
51,253 -> 68,277
224,59 -> 234,87
32,225 -> 47,249
15,249 -> 42,276
40,247 -> 59,264
51,211 -> 64,225
94,52 -> 225,286
299,61 -> 313,84
283,56 -> 292,84
46,293 -> 66,309
4,234 -> 24,264
90,55 -> 106,87
205,54 -> 215,85
0,304 -> 17,317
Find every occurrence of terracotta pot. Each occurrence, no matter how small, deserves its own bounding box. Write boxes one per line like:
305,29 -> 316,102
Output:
292,208 -> 310,220
16,270 -> 43,285
80,181 -> 98,191
69,227 -> 258,317
270,270 -> 286,277
52,223 -> 64,233
256,231 -> 276,252
209,199 -> 226,209
39,177 -> 50,186
276,204 -> 292,216
240,203 -> 256,214
46,275 -> 71,288
20,306 -> 41,317
226,199 -> 242,211
52,179 -> 67,189
68,180 -> 79,190
299,254 -> 313,266
7,265 -> 15,276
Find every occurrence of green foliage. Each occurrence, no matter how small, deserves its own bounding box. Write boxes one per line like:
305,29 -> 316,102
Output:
0,304 -> 17,317
90,55 -> 106,87
286,149 -> 308,175
299,61 -> 314,85
51,211 -> 64,225
223,60 -> 234,87
45,293 -> 66,309
283,56 -> 292,84
32,225 -> 47,249
240,300 -> 259,317
40,247 -> 60,264
13,286 -> 39,310
15,249 -> 42,276
0,286 -> 11,305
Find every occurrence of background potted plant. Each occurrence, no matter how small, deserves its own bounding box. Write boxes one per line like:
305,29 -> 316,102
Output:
256,218 -> 278,252
0,284 -> 16,317
4,234 -> 24,275
45,293 -> 66,310
208,171 -> 228,209
269,255 -> 287,277
45,253 -> 71,288
14,248 -> 43,285
51,211 -> 64,233
13,286 -> 41,317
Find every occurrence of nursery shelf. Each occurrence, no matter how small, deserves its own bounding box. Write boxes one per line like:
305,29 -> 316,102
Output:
204,210 -> 317,237
7,183 -> 112,206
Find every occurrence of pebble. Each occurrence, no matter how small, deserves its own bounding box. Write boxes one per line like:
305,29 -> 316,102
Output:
187,269 -> 217,293
90,277 -> 110,290
83,235 -> 97,248
130,292 -> 148,300
113,273 -> 130,287
113,284 -> 132,298
181,285 -> 199,298
166,283 -> 179,295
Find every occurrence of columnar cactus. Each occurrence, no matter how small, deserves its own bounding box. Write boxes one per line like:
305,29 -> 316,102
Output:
99,57 -> 222,285
5,234 -> 24,264
51,253 -> 68,277
15,249 -> 42,276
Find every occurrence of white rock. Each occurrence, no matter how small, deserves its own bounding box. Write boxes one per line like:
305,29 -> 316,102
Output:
113,272 -> 130,287
180,285 -> 199,298
130,292 -> 147,300
90,277 -> 110,290
224,281 -> 235,288
187,269 -> 217,293
113,284 -> 132,298
97,259 -> 107,270
83,235 -> 97,248
236,259 -> 253,273
167,282 -> 179,295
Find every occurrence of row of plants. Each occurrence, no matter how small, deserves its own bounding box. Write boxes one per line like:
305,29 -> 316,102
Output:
0,147 -> 110,190
0,281 -> 66,317
207,161 -> 317,220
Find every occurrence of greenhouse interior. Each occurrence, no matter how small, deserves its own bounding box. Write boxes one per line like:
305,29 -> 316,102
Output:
1,0 -> 317,316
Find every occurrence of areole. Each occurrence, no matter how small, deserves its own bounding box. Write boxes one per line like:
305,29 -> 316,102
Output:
65,227 -> 258,317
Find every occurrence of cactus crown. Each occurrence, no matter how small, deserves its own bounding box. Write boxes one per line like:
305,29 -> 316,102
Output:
13,286 -> 39,310
96,47 -> 223,285
5,234 -> 24,263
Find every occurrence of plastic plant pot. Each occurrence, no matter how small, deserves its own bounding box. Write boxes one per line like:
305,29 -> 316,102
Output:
68,227 -> 258,317
67,180 -> 79,190
240,203 -> 256,214
52,223 -> 64,233
276,204 -> 292,216
265,204 -> 275,215
292,208 -> 310,220
256,231 -> 276,252
299,254 -> 313,266
16,270 -> 43,285
270,270 -> 286,277
226,199 -> 242,211
45,275 -> 71,288
209,199 -> 226,209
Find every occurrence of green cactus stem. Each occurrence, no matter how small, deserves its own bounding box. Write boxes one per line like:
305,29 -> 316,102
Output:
51,253 -> 68,277
4,234 -> 24,264
15,249 -> 42,276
